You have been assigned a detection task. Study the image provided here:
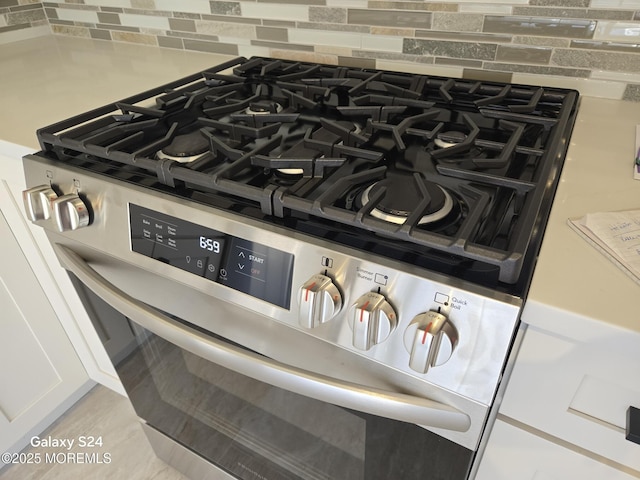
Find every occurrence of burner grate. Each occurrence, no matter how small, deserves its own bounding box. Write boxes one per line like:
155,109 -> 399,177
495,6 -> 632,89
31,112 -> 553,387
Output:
35,55 -> 579,286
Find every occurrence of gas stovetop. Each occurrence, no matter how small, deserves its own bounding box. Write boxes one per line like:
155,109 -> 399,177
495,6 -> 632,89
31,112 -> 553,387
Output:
35,56 -> 579,295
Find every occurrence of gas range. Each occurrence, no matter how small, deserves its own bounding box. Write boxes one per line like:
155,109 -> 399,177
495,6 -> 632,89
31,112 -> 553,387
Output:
33,56 -> 579,295
22,56 -> 579,477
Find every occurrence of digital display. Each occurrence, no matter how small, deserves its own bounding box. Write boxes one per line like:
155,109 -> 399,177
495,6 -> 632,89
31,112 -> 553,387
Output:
129,204 -> 293,308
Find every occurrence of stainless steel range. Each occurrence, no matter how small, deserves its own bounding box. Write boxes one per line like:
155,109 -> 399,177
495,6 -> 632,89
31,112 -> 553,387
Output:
22,57 -> 579,480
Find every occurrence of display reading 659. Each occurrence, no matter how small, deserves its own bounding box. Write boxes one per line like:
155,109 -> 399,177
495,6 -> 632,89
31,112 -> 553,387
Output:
199,236 -> 221,253
130,204 -> 293,308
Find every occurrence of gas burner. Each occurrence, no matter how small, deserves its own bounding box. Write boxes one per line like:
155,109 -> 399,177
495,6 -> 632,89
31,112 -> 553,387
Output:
273,154 -> 341,177
245,101 -> 283,115
157,131 -> 209,163
434,131 -> 467,149
359,175 -> 454,225
273,168 -> 304,185
275,164 -> 306,176
277,169 -> 304,176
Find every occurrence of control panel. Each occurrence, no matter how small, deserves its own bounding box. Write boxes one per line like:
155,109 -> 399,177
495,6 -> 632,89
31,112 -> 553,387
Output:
22,163 -> 522,405
287,258 -> 521,405
129,204 -> 294,308
297,271 -> 460,371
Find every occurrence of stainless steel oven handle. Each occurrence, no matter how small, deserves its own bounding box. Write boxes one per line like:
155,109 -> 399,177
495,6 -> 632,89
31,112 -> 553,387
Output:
56,244 -> 471,432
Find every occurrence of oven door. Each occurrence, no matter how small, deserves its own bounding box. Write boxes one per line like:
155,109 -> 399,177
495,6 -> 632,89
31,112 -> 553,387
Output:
55,243 -> 475,480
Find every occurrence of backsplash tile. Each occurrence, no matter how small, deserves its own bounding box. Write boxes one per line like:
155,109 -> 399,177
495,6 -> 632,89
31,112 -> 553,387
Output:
368,2 -> 458,12
0,2 -> 48,43
404,37 -> 498,60
431,13 -> 484,32
531,0 -> 590,6
571,39 -> 640,53
483,15 -> 597,38
168,17 -> 195,32
512,34 -> 570,46
347,8 -> 432,28
594,20 -> 640,40
495,44 -> 552,63
415,29 -> 513,43
256,25 -> 287,41
552,48 -> 640,71
208,2 -> 241,16
1,1 -> 639,101
511,6 -> 636,19
308,6 -> 345,23
485,61 -> 591,77
623,84 -> 640,101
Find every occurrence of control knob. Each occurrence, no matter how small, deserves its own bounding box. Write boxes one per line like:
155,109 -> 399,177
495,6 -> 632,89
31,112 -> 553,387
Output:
23,185 -> 57,222
298,274 -> 342,328
349,291 -> 397,351
52,193 -> 90,232
404,310 -> 458,374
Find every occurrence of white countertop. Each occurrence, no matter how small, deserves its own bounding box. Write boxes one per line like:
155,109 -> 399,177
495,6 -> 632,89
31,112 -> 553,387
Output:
0,36 -> 233,149
2,35 -> 639,337
523,97 -> 640,337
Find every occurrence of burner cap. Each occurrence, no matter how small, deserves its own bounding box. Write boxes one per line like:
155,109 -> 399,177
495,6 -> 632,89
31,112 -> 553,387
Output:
245,101 -> 283,115
434,131 -> 467,149
275,167 -> 304,176
360,176 -> 454,225
157,131 -> 209,163
275,155 -> 327,177
278,170 -> 303,176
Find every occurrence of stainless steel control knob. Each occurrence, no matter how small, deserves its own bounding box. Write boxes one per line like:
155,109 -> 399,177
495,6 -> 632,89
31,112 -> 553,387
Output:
349,292 -> 397,351
52,194 -> 90,232
404,311 -> 458,374
298,274 -> 342,328
23,185 -> 57,222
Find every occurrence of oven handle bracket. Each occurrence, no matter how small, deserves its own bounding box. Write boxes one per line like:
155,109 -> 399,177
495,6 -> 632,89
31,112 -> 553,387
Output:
55,244 -> 471,433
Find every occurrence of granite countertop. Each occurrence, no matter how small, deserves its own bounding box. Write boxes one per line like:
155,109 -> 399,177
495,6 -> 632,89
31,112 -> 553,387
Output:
2,35 -> 639,337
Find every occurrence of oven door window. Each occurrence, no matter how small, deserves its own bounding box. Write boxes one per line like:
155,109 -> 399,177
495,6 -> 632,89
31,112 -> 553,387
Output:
71,278 -> 473,480
125,326 -> 366,480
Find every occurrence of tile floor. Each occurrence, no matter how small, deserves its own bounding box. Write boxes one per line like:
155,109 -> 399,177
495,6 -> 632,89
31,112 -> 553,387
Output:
0,385 -> 188,480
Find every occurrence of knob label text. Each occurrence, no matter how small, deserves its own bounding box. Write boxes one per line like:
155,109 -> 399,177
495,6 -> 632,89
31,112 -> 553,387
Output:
356,266 -> 374,281
451,297 -> 468,310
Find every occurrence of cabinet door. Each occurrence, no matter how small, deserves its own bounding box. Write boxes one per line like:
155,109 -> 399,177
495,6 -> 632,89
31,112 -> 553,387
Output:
475,420 -> 638,480
0,182 -> 90,466
1,142 -> 123,394
498,325 -> 640,472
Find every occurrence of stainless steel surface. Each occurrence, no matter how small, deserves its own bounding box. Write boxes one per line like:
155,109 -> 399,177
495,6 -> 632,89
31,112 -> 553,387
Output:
141,423 -> 233,480
349,291 -> 397,351
297,274 -> 343,328
22,184 -> 56,221
55,242 -> 472,432
23,153 -> 523,450
52,193 -> 89,232
405,310 -> 459,374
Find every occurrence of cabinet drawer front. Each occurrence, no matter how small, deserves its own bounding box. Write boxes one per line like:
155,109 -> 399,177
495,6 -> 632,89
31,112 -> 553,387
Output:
500,326 -> 640,472
476,420 -> 638,480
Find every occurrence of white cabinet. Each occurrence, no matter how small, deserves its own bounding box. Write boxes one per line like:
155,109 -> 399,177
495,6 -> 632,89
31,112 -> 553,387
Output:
476,304 -> 640,479
0,143 -> 91,466
0,141 -> 125,396
476,420 -> 638,480
498,325 -> 640,471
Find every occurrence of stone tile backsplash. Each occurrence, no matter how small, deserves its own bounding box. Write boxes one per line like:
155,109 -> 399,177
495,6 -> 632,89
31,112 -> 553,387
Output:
1,0 -> 639,101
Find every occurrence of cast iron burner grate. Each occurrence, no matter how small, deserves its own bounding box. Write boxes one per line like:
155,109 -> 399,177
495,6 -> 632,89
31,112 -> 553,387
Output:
35,56 -> 579,287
